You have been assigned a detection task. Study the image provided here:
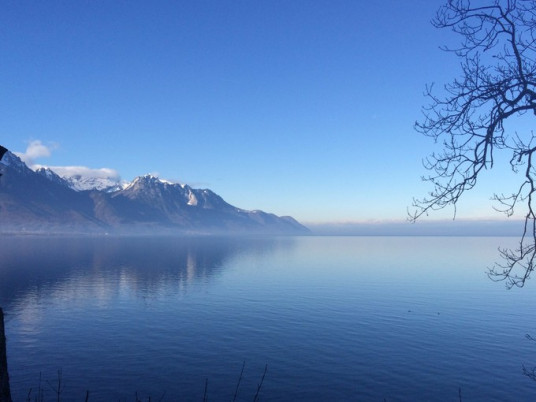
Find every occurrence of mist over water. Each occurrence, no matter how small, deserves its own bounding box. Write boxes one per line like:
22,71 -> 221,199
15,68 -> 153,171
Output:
1,236 -> 536,401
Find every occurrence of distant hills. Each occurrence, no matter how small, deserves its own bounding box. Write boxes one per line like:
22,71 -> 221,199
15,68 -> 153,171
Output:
0,146 -> 309,235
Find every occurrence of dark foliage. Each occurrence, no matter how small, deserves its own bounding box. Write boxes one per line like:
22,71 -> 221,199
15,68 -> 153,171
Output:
0,308 -> 12,402
0,145 -> 7,179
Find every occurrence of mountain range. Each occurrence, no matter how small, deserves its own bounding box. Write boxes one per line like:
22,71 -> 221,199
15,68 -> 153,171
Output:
0,146 -> 309,235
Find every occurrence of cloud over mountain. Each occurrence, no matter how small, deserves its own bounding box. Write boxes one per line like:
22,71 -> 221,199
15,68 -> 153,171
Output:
15,140 -> 55,165
34,165 -> 120,180
14,140 -> 122,189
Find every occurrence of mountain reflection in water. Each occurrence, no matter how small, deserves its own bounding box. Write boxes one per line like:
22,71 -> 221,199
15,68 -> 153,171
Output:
0,235 -> 289,311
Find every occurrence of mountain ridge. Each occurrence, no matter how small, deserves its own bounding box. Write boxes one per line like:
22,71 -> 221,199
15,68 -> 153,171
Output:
0,146 -> 309,235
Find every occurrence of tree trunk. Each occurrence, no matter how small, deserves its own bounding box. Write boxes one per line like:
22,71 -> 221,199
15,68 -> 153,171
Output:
0,308 -> 12,402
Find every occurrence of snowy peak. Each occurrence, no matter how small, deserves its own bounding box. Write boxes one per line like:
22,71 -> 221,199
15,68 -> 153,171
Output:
118,175 -> 235,212
64,175 -> 124,192
124,175 -> 170,193
127,174 -> 176,188
35,167 -> 70,187
35,167 -> 125,192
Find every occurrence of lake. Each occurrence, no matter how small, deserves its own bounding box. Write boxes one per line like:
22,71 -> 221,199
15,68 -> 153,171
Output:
1,235 -> 535,401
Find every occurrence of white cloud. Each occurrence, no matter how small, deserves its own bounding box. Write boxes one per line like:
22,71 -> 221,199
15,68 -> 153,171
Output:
16,139 -> 121,182
15,140 -> 57,165
34,164 -> 120,180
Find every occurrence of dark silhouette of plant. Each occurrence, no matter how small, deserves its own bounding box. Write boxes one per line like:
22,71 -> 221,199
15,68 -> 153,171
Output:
232,361 -> 246,402
252,364 -> 267,402
523,334 -> 536,381
203,378 -> 208,402
410,0 -> 536,288
0,146 -> 7,179
0,308 -> 12,402
21,364 -> 267,401
47,369 -> 64,402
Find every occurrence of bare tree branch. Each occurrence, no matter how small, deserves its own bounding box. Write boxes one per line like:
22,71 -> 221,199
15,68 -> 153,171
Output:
410,0 -> 536,288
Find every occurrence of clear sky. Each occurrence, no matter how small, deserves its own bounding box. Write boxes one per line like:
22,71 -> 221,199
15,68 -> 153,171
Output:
0,1 -> 523,225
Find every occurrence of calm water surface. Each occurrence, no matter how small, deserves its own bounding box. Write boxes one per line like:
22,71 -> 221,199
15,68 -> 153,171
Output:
1,236 -> 535,401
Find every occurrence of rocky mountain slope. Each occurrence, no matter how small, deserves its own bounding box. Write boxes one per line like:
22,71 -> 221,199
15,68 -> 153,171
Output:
0,146 -> 309,235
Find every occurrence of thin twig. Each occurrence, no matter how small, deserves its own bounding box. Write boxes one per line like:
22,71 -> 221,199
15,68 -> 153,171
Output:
232,361 -> 246,402
203,378 -> 208,402
46,369 -> 63,402
252,364 -> 268,402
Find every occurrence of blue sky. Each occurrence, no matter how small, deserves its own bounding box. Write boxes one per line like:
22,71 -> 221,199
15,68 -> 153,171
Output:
0,1 -> 523,225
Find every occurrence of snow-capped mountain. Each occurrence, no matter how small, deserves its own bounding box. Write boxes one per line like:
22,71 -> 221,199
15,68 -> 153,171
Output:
120,175 -> 237,212
34,166 -> 126,192
63,174 -> 125,192
0,146 -> 309,235
35,167 -> 71,187
0,150 -> 99,232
